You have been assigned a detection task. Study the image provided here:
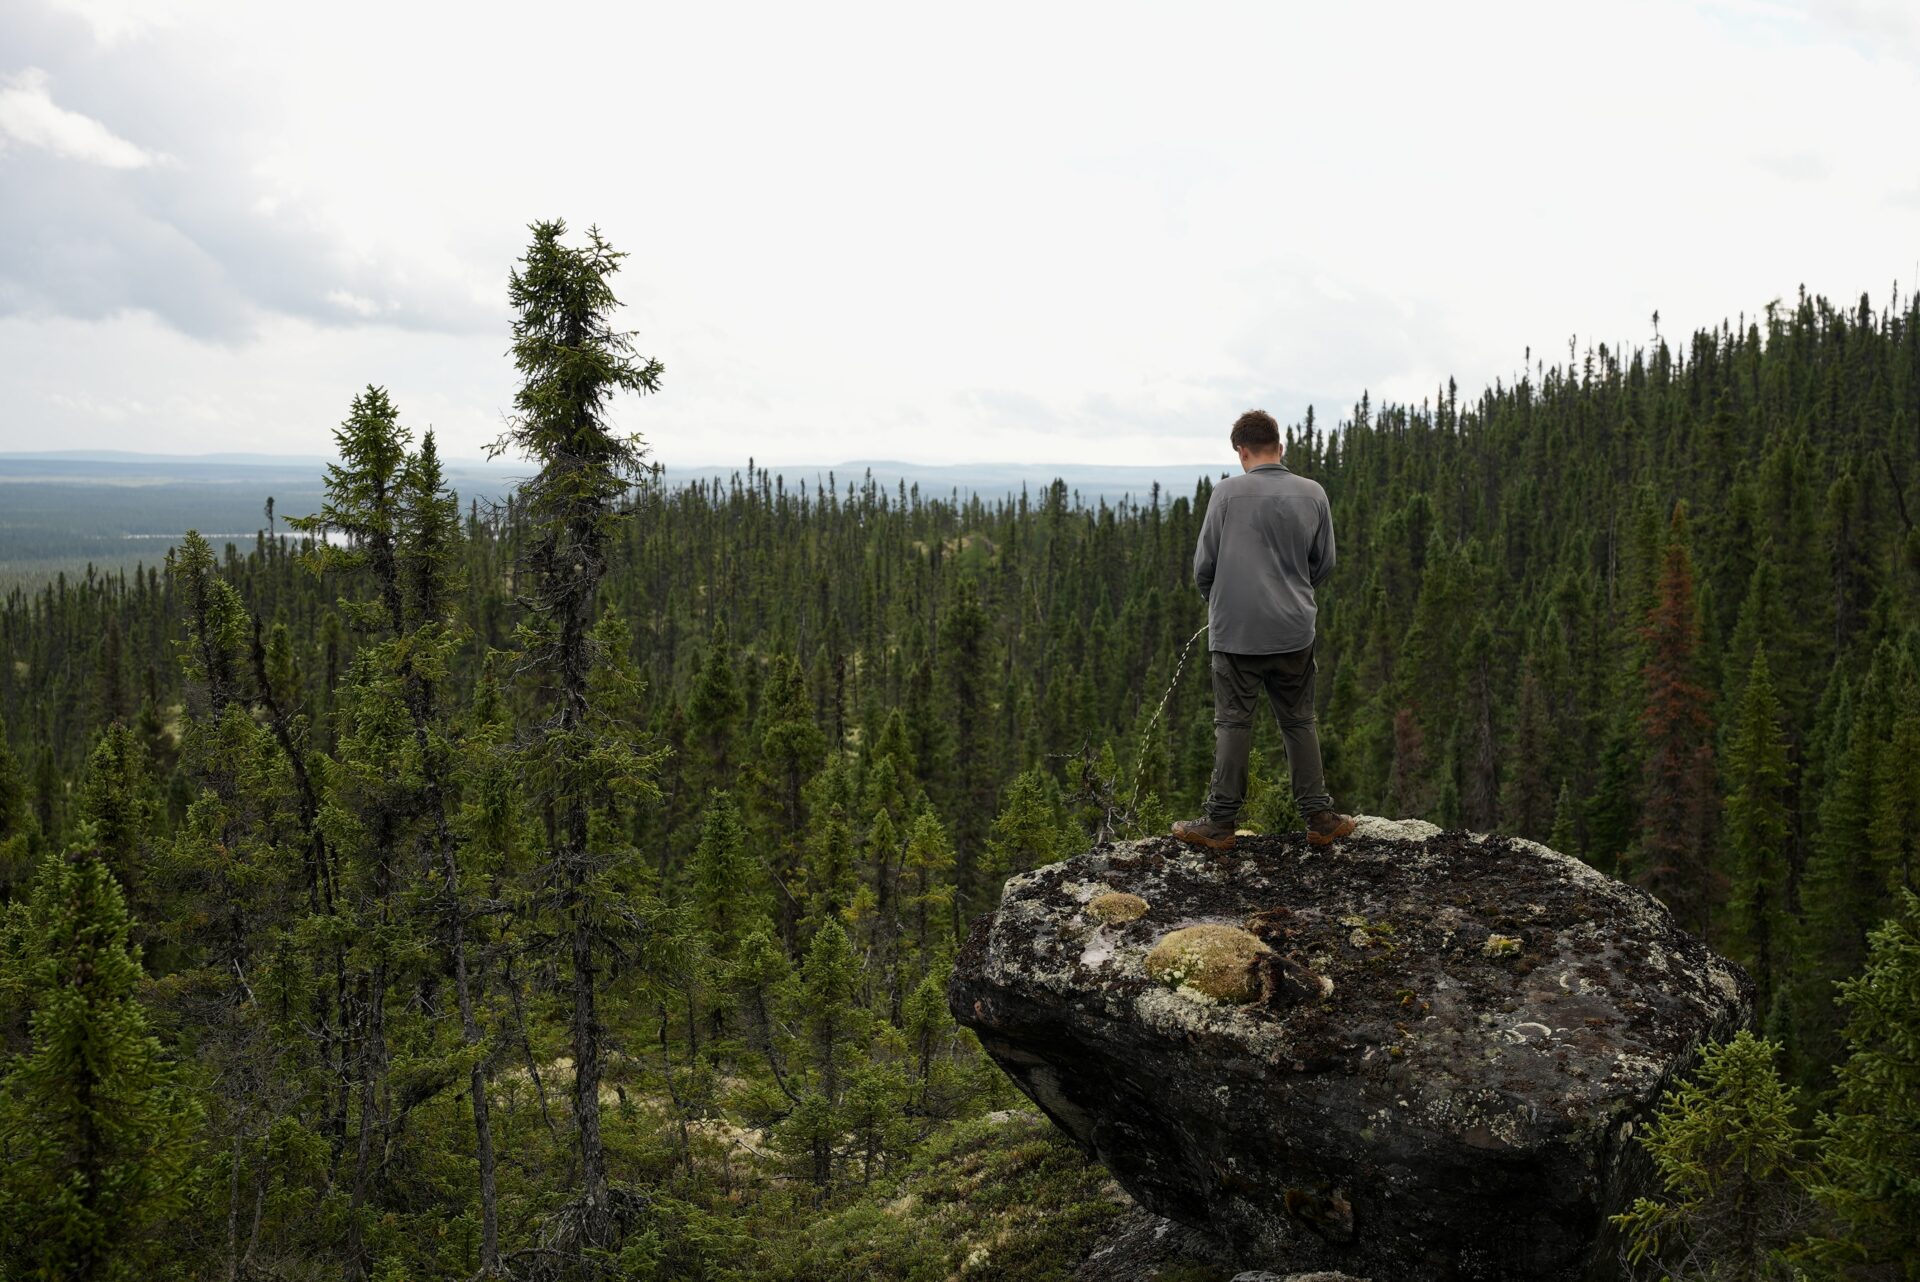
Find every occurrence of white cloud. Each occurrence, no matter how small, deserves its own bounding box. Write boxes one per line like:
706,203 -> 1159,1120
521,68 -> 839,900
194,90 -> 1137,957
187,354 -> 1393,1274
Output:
1,0 -> 1917,466
42,0 -> 207,45
0,67 -> 166,168
326,289 -> 393,319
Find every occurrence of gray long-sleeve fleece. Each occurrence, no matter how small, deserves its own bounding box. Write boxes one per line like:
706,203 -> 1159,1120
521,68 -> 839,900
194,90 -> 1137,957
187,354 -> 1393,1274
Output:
1192,460 -> 1335,654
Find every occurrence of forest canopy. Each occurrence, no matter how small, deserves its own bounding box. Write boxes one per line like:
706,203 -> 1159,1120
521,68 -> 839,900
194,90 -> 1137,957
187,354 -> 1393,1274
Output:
1,223 -> 1917,1279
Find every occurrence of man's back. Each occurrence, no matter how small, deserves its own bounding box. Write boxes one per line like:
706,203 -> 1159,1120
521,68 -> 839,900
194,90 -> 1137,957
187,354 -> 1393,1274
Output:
1169,409 -> 1354,854
1192,461 -> 1334,655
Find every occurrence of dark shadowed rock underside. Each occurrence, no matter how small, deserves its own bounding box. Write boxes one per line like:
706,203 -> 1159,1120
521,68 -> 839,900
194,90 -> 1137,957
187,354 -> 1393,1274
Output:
951,817 -> 1753,1282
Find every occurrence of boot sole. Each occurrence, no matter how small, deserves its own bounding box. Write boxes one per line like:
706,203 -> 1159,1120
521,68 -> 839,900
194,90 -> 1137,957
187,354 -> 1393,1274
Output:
1305,816 -> 1357,846
1172,827 -> 1237,852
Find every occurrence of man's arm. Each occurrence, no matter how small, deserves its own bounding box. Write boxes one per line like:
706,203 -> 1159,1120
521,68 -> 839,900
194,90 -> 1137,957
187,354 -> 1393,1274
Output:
1308,492 -> 1335,589
1194,490 -> 1223,598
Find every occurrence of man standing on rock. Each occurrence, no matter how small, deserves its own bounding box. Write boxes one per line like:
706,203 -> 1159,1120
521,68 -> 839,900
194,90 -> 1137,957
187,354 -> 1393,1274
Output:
1171,409 -> 1356,852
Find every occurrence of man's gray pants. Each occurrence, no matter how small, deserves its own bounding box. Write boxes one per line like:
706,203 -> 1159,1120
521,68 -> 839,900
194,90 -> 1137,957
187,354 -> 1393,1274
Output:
1202,643 -> 1334,824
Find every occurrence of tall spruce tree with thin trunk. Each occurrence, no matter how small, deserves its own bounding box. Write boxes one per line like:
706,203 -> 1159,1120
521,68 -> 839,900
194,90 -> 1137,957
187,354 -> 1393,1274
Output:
0,711 -> 36,899
1868,663 -> 1920,895
74,724 -> 157,913
1794,654 -> 1892,1089
900,805 -> 956,983
1722,645 -> 1793,1019
293,388 -> 413,1277
407,431 -> 506,1278
493,218 -> 666,1259
686,621 -> 744,803
755,654 -> 825,952
689,788 -> 762,964
296,397 -> 505,1276
1504,658 -> 1554,840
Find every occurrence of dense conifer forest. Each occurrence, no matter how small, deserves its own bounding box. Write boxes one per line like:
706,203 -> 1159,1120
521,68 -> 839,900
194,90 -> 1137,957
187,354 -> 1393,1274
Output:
0,224 -> 1915,1279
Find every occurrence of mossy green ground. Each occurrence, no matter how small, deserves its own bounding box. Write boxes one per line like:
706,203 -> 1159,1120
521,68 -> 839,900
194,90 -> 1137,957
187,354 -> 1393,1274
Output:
715,1104 -> 1232,1281
753,1107 -> 1125,1280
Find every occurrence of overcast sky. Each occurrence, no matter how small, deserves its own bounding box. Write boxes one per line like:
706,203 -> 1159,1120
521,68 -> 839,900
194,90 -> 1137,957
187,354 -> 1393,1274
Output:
2,0 -> 1916,467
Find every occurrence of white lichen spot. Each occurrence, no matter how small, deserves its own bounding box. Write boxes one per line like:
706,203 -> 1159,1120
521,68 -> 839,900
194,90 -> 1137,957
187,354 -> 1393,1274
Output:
1707,961 -> 1741,1005
1508,836 -> 1612,891
1134,983 -> 1222,1033
1079,932 -> 1113,969
1350,815 -> 1442,842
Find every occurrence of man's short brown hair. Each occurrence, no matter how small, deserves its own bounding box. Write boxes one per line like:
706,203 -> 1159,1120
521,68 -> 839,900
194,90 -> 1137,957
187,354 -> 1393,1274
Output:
1231,409 -> 1281,452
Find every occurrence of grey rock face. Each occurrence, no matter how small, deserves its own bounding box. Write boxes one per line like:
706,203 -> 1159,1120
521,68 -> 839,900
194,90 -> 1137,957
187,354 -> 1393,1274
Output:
950,817 -> 1752,1282
1069,1201 -> 1237,1281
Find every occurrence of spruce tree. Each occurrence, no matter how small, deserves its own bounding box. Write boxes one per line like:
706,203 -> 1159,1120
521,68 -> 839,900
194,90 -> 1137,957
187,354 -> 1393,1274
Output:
493,217 -> 667,1254
781,918 -> 870,1189
0,854 -> 201,1282
294,387 -> 422,1276
900,805 -> 957,982
0,712 -> 42,899
1867,664 -> 1920,894
800,756 -> 857,935
689,789 -> 763,962
981,770 -> 1065,900
940,579 -> 992,880
855,806 -> 900,1005
1722,645 -> 1793,1015
1794,665 -> 1887,1087
1807,887 -> 1920,1277
1609,1030 -> 1812,1282
1548,781 -> 1579,859
900,970 -> 973,1125
755,655 -> 825,952
686,620 -> 745,802
725,921 -> 800,1105
1633,504 -> 1720,937
167,531 -> 250,717
1504,660 -> 1554,839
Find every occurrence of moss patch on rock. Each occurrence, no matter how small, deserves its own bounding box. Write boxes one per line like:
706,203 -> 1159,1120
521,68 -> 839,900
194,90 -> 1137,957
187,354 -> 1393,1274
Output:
1087,891 -> 1149,924
1144,924 -> 1272,1004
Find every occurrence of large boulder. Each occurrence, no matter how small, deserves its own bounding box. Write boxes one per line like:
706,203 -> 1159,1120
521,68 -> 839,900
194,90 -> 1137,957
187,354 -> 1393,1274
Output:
950,817 -> 1753,1282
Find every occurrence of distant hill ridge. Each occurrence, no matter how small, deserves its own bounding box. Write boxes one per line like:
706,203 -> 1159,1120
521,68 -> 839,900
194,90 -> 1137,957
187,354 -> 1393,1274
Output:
0,451 -> 1232,503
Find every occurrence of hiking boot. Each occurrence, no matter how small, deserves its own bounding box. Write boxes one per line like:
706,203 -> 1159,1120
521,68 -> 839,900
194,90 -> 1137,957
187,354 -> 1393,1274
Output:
1170,816 -> 1238,852
1305,809 -> 1357,846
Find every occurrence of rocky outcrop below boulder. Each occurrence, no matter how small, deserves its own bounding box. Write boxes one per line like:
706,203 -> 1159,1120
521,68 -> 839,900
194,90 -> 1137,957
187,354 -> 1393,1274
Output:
950,817 -> 1753,1282
1069,1200 -> 1238,1281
